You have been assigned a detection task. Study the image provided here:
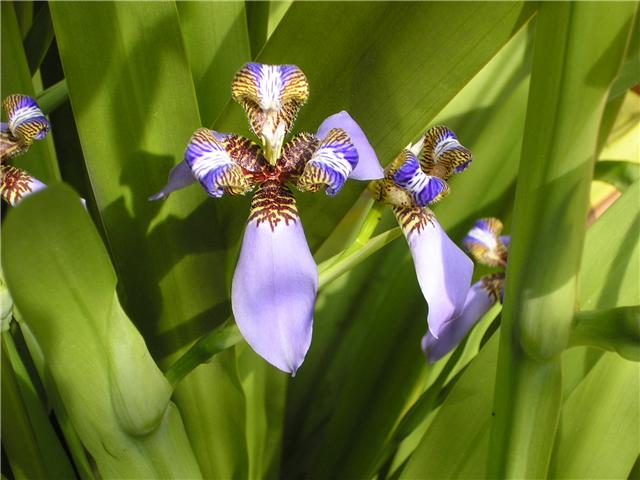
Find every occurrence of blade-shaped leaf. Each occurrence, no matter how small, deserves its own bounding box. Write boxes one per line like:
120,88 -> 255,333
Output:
48,3 -> 248,476
2,184 -> 200,478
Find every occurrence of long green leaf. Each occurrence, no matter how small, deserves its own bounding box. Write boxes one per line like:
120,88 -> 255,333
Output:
176,1 -> 251,126
2,184 -> 200,478
489,3 -> 637,477
49,3 -> 249,476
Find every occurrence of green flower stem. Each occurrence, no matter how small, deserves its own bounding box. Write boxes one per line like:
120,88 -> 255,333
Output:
318,227 -> 402,290
165,322 -> 244,388
35,79 -> 68,114
569,306 -> 640,362
488,3 -> 637,478
313,189 -> 376,263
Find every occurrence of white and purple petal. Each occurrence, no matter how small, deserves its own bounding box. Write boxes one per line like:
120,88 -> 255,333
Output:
393,206 -> 473,339
421,279 -> 497,363
297,128 -> 358,196
232,181 -> 317,375
3,94 -> 50,143
463,218 -> 508,267
392,151 -> 449,206
231,63 -> 309,163
316,111 -> 383,180
184,128 -> 250,198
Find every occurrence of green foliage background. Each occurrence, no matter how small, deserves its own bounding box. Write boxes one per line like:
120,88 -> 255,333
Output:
1,1 -> 638,479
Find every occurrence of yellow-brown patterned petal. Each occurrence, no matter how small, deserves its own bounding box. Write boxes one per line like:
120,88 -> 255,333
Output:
419,126 -> 472,180
3,94 -> 50,145
231,63 -> 309,163
0,165 -> 46,205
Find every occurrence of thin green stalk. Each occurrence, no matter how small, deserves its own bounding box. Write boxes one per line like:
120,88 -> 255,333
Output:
318,227 -> 402,289
36,79 -> 68,114
569,305 -> 640,361
488,3 -> 637,478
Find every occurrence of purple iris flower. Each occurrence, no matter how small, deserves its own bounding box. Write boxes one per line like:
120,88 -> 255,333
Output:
369,126 -> 475,344
1,95 -> 49,205
422,217 -> 509,362
151,63 -> 383,374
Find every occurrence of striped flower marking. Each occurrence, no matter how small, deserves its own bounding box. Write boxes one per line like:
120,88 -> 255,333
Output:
248,179 -> 299,231
151,63 -> 384,375
392,205 -> 433,241
1,94 -> 50,162
0,165 -> 46,205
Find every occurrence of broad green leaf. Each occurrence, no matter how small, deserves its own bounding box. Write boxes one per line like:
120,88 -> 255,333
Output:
49,3 -> 249,476
1,1 -> 59,182
2,184 -> 200,478
401,334 -> 500,479
489,4 -> 637,478
580,180 -> 640,309
553,181 -> 640,478
176,1 -> 251,126
550,353 -> 640,479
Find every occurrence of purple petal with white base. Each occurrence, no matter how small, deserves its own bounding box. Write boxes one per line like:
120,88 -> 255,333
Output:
297,128 -> 358,196
393,206 -> 473,338
316,111 -> 383,180
148,161 -> 195,201
184,128 -> 250,198
421,279 -> 496,362
3,94 -> 50,142
232,181 -> 318,375
392,151 -> 449,206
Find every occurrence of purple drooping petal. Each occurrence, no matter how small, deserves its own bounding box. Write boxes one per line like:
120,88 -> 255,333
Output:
392,151 -> 449,206
232,182 -> 318,375
316,111 -> 383,181
421,279 -> 496,362
393,207 -> 473,339
148,161 -> 195,201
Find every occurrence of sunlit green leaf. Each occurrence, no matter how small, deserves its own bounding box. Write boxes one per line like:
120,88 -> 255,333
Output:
2,184 -> 200,478
49,3 -> 249,476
